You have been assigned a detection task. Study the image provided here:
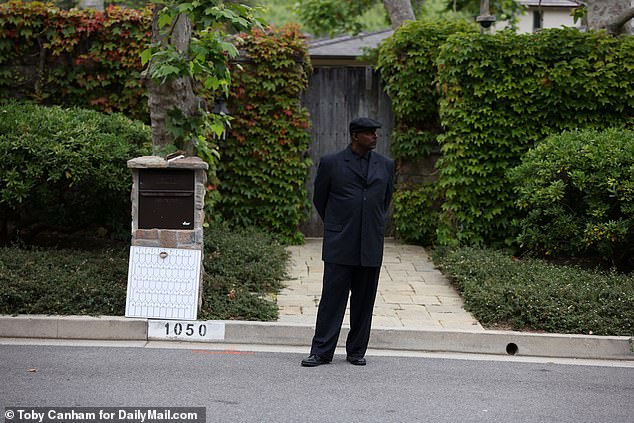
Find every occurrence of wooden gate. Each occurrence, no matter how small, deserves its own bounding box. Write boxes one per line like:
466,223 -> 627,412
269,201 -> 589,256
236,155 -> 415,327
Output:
300,66 -> 394,237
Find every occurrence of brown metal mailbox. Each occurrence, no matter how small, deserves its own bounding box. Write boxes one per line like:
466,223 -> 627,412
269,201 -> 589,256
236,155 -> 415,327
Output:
138,169 -> 195,230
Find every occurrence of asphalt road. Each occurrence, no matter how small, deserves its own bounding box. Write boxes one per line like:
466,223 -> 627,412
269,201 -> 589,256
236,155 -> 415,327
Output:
1,342 -> 633,423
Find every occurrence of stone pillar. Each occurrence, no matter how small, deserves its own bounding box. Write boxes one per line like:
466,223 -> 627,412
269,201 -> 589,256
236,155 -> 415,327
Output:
127,155 -> 208,309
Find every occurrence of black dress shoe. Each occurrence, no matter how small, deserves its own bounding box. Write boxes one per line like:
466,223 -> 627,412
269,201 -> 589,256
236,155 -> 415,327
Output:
301,354 -> 331,367
346,356 -> 366,366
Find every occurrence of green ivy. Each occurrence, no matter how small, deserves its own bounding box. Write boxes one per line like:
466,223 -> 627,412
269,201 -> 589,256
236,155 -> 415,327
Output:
435,28 -> 634,247
0,1 -> 151,120
392,182 -> 442,245
379,24 -> 634,249
377,18 -> 477,131
376,18 -> 477,243
217,25 -> 312,244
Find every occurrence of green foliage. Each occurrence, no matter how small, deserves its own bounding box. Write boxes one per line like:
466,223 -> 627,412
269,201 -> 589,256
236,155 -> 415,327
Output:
434,247 -> 634,336
435,29 -> 634,247
393,183 -> 442,245
377,19 -> 476,245
0,246 -> 130,315
0,101 -> 151,241
508,128 -> 634,270
0,225 -> 288,320
1,5 -> 313,243
297,0 -> 388,36
380,24 -> 634,252
390,127 -> 438,159
200,224 -> 289,320
142,0 -> 258,95
0,1 -> 151,120
377,18 -> 477,130
217,25 -> 312,243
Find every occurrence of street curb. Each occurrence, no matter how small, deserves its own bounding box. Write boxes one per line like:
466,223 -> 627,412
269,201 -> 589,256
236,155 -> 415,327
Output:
1,315 -> 632,361
0,315 -> 147,341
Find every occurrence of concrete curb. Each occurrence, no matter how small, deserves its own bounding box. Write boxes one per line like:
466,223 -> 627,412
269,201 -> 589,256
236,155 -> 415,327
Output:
0,315 -> 147,341
1,315 -> 632,361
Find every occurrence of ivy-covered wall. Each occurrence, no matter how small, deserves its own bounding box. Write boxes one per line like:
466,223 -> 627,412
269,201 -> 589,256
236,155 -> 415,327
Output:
436,29 -> 634,246
218,26 -> 313,244
0,0 -> 150,121
378,21 -> 634,247
376,19 -> 478,245
377,19 -> 477,157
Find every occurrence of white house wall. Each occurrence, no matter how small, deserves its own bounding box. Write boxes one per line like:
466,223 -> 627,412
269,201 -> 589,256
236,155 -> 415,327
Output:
496,7 -> 581,33
518,8 -> 581,32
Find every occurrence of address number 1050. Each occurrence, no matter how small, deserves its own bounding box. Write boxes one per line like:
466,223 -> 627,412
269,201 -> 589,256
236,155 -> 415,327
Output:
147,320 -> 226,342
165,322 -> 207,337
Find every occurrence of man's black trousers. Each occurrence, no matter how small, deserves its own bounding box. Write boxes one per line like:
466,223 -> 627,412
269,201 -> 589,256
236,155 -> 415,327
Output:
309,262 -> 381,361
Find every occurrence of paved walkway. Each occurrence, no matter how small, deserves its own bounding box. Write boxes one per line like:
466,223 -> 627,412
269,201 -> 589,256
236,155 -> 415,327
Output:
277,238 -> 483,331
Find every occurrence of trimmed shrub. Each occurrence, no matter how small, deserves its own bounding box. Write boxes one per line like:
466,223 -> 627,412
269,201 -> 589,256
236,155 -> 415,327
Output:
508,128 -> 634,269
0,101 -> 151,243
0,246 -> 129,315
435,247 -> 634,336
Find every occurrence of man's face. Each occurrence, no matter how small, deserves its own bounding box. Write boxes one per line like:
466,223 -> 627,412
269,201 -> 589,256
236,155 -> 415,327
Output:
353,129 -> 378,152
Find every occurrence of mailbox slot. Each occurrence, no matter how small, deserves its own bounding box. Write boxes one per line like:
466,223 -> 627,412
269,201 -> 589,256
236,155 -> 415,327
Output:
138,169 -> 195,230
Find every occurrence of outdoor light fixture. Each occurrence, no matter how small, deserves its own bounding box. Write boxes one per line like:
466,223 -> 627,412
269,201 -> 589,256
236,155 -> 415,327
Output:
212,97 -> 230,116
476,0 -> 496,30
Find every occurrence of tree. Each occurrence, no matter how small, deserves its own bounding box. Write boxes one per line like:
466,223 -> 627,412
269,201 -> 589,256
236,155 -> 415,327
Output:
142,0 -> 259,155
297,0 -> 416,36
144,6 -> 197,154
583,0 -> 634,34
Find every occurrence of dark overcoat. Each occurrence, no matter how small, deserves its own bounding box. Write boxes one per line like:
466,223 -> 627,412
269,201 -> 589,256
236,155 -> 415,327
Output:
313,145 -> 395,267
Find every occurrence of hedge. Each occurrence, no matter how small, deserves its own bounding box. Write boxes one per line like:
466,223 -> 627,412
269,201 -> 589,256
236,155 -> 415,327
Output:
377,18 -> 478,245
435,247 -> 634,336
0,100 -> 151,242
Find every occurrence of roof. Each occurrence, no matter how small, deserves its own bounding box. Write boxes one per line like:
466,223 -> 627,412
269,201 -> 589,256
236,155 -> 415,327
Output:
518,0 -> 580,7
308,29 -> 394,63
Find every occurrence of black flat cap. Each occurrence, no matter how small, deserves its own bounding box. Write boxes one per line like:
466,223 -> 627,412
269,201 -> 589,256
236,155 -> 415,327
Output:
349,117 -> 382,134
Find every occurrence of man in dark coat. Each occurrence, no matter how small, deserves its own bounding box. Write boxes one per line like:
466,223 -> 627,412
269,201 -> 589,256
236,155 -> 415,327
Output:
301,117 -> 395,367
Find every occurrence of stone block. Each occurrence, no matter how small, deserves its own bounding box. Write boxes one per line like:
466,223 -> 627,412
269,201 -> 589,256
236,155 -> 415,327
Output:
159,230 -> 178,248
